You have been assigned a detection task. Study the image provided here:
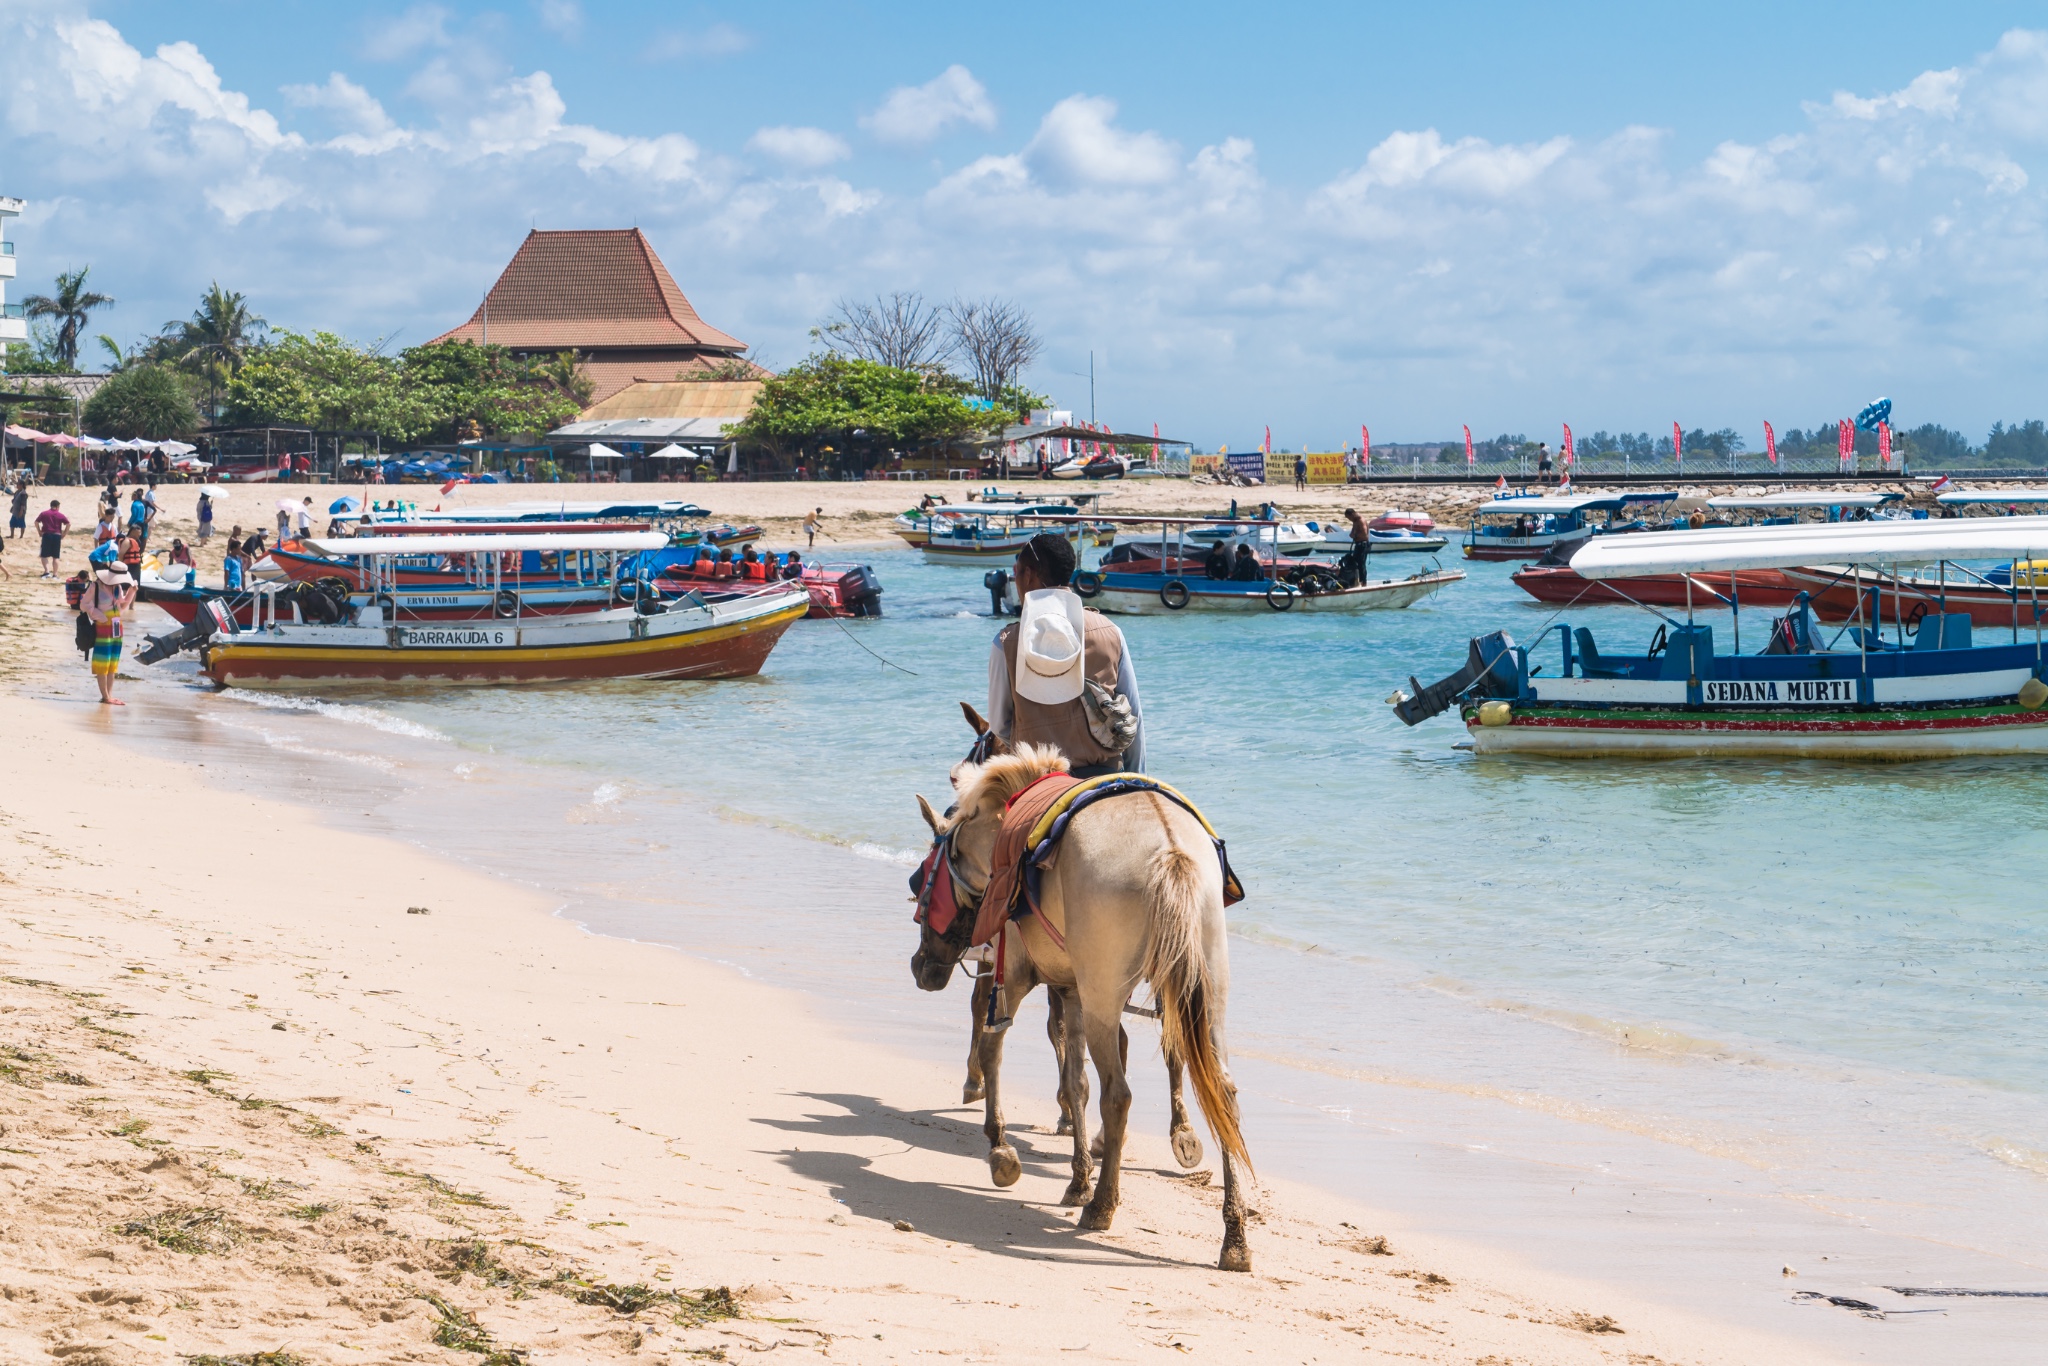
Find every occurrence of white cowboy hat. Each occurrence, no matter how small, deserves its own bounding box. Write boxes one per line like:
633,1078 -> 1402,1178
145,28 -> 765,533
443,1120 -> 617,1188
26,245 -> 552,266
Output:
1015,588 -> 1087,705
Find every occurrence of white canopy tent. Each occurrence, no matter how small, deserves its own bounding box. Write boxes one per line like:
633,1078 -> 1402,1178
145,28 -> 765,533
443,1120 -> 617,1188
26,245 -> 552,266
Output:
1572,516 -> 2048,579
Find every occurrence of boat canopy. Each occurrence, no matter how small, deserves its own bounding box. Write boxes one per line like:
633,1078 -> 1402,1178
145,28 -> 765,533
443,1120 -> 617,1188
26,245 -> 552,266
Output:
1706,492 -> 1901,509
1573,515 -> 2048,579
1935,489 -> 2048,505
367,500 -> 710,521
921,503 -> 1078,517
303,532 -> 667,557
1471,492 -> 1678,515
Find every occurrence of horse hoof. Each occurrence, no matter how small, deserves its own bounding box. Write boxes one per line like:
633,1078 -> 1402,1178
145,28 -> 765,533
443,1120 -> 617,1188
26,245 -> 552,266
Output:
1078,1199 -> 1115,1232
1218,1242 -> 1252,1274
989,1146 -> 1022,1188
1060,1183 -> 1092,1208
1055,1116 -> 1072,1136
1171,1128 -> 1204,1169
962,1082 -> 985,1103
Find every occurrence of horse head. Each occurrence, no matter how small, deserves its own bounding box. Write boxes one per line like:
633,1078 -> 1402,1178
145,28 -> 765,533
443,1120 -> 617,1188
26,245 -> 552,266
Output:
908,740 -> 1069,992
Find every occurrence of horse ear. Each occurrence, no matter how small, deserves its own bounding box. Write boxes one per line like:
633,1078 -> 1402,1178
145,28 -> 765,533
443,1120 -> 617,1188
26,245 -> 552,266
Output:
960,701 -> 989,734
916,793 -> 944,834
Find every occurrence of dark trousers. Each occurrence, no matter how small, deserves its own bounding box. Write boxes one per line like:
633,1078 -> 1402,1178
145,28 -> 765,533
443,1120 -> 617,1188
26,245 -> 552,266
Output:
1069,757 -> 1129,779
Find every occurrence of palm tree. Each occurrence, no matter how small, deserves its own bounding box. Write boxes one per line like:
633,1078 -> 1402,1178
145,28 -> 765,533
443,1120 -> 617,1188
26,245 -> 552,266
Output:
21,267 -> 116,372
164,282 -> 267,419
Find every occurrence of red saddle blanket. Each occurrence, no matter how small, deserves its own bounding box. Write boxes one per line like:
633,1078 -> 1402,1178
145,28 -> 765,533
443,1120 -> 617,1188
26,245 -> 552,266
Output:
973,773 -> 1081,947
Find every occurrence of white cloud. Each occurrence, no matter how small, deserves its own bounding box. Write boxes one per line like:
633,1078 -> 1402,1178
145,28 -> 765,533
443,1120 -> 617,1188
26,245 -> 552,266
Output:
364,4 -> 451,61
534,0 -> 582,39
748,125 -> 850,169
864,65 -> 996,145
1025,95 -> 1179,186
645,22 -> 750,62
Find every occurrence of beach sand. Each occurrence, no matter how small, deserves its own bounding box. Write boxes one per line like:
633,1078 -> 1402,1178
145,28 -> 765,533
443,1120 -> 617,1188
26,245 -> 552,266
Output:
0,519 -> 1854,1362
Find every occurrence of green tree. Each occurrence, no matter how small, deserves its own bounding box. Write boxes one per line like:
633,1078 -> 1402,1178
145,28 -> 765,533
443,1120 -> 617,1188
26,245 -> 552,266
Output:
161,283 -> 268,419
225,331 -> 431,439
81,364 -> 201,439
727,353 -> 999,470
399,340 -> 585,440
20,267 -> 115,371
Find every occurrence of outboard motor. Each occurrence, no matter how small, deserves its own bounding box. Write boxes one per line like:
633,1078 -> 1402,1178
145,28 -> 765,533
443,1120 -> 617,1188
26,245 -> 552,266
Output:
1390,630 -> 1519,726
842,564 -> 884,618
983,568 -> 1015,617
136,599 -> 236,666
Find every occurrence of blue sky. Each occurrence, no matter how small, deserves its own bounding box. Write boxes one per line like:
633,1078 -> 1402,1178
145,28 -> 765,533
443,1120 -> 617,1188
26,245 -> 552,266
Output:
8,1 -> 2048,448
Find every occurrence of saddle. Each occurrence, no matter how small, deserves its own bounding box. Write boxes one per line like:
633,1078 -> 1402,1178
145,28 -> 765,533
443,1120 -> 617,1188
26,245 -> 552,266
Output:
972,773 -> 1245,948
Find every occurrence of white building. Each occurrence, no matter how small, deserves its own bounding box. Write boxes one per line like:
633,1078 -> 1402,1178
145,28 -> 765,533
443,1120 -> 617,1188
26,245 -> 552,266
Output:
0,196 -> 24,352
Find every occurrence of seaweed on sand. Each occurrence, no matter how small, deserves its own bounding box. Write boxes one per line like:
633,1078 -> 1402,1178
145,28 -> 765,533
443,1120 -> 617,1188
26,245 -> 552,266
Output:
119,1206 -> 245,1255
419,1292 -> 529,1363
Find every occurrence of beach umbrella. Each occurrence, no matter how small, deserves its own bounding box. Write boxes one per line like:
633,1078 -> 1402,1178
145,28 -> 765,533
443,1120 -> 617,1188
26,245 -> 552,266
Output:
329,496 -> 361,515
158,439 -> 196,454
276,496 -> 300,513
647,443 -> 701,461
588,442 -> 625,459
198,484 -> 228,500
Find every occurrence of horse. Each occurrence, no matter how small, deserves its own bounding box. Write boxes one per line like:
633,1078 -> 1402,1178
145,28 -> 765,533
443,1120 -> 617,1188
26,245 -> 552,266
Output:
913,742 -> 1252,1272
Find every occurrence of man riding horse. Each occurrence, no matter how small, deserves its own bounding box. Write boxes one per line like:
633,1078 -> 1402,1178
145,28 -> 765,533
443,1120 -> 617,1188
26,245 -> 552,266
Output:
988,532 -> 1142,778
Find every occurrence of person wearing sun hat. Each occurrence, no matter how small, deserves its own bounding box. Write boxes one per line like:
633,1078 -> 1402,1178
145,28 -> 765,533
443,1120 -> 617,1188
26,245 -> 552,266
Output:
987,532 -> 1144,776
80,544 -> 137,706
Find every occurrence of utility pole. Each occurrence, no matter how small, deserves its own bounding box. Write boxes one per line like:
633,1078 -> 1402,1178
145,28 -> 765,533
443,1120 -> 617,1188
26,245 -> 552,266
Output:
1088,352 -> 1095,424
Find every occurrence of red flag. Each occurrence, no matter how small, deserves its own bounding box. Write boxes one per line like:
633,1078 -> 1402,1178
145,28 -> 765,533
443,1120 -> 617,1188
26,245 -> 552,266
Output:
1361,424 -> 1370,472
1838,418 -> 1853,467
1464,424 -> 1474,467
1493,474 -> 1507,491
1764,420 -> 1777,465
1879,421 -> 1892,467
1931,474 -> 1952,493
1561,422 -> 1574,467
1673,422 -> 1683,471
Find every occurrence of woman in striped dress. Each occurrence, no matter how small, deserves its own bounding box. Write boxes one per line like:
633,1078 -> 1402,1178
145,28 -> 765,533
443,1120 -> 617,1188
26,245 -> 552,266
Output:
82,563 -> 137,706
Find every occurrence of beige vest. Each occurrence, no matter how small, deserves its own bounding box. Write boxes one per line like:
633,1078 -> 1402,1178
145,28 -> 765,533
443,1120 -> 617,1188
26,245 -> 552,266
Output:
999,606 -> 1124,767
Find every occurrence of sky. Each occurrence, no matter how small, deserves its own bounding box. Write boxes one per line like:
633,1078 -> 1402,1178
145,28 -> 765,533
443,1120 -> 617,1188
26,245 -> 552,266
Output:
6,0 -> 2048,448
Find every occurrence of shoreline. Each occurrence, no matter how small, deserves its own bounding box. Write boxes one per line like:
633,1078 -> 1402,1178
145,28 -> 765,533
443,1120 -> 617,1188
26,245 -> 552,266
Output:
1,499 -> 2033,1362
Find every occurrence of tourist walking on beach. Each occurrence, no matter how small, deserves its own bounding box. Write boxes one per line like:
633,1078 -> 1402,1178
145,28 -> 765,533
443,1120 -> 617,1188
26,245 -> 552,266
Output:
1294,454 -> 1308,491
35,500 -> 69,577
196,490 -> 214,543
803,507 -> 822,548
81,557 -> 137,705
295,497 -> 314,542
987,531 -> 1143,778
127,487 -> 151,550
9,482 -> 27,539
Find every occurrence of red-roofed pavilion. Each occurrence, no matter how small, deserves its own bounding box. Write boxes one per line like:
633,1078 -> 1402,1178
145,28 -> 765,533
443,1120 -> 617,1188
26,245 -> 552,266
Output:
433,229 -> 759,404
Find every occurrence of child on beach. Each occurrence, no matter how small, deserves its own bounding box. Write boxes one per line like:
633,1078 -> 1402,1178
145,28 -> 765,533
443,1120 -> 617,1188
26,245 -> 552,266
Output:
8,483 -> 27,538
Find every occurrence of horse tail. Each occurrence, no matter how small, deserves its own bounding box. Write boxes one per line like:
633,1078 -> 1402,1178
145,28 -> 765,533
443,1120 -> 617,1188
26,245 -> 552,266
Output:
1143,843 -> 1251,1174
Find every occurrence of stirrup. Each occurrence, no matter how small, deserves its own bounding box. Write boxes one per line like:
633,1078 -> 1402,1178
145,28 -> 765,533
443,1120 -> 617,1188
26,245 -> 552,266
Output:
983,1014 -> 1013,1035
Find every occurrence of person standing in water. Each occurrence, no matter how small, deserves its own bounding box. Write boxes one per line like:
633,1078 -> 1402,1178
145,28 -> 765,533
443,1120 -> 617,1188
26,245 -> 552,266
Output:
81,558 -> 137,705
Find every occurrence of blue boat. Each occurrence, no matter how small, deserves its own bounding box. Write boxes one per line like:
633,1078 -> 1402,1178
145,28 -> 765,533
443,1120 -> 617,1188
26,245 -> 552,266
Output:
1463,491 -> 1679,561
1394,517 -> 2048,758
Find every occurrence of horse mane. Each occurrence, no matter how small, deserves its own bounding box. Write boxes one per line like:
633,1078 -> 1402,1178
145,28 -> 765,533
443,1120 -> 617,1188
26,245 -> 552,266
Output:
950,743 -> 1069,821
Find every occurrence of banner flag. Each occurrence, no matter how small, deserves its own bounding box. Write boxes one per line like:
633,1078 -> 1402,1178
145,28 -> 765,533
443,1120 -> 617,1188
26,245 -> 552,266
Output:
1361,424 -> 1370,472
1673,422 -> 1683,471
1838,418 -> 1853,467
1562,422 -> 1575,466
1879,421 -> 1892,467
1464,424 -> 1474,467
1764,420 -> 1777,465
1263,425 -> 1271,455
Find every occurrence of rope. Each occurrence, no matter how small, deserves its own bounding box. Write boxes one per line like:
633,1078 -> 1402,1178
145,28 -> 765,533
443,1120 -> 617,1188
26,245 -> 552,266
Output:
831,611 -> 918,674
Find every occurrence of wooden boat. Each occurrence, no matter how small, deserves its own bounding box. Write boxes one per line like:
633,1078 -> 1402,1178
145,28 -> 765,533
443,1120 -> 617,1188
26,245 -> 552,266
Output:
189,532 -> 809,689
1394,518 -> 2048,758
660,554 -> 883,618
1512,563 -> 1804,608
1463,491 -> 1678,561
1054,516 -> 1464,615
907,506 -> 1114,565
1781,564 -> 2048,632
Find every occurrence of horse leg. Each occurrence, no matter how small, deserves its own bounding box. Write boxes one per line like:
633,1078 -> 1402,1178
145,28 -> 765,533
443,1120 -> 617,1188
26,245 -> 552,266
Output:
1217,1075 -> 1251,1273
1078,1007 -> 1133,1232
964,962 -> 991,1104
978,974 -> 1026,1189
1054,986 -> 1093,1207
1088,1024 -> 1130,1162
1049,989 -> 1073,1136
1165,1040 -> 1203,1169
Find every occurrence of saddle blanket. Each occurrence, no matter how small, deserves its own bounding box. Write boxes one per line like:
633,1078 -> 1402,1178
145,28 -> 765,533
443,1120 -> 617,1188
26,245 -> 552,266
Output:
972,773 -> 1245,948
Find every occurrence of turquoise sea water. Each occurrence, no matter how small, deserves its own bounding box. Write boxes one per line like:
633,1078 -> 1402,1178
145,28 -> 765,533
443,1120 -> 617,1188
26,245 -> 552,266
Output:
379,545 -> 2048,1101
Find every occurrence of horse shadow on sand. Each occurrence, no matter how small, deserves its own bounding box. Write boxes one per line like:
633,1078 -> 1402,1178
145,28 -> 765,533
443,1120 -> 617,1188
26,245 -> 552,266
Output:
757,1091 -> 1197,1268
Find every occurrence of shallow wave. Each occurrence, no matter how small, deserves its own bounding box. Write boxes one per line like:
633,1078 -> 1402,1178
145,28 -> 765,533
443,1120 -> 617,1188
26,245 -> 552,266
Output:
217,690 -> 449,741
852,842 -> 923,868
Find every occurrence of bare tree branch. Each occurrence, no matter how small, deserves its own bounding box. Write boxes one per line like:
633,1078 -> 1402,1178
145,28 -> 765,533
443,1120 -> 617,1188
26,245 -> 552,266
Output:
814,292 -> 954,372
948,297 -> 1042,404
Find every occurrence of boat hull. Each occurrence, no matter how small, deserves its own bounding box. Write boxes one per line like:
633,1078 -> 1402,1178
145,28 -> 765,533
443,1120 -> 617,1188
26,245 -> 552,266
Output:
1469,703 -> 2048,758
1511,566 -> 1804,608
1464,532 -> 1588,562
202,593 -> 808,689
1090,569 -> 1464,614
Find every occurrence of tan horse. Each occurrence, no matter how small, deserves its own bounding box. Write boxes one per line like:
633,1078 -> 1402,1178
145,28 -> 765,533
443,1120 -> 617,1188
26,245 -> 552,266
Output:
914,743 -> 1252,1272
